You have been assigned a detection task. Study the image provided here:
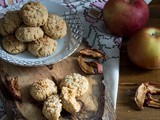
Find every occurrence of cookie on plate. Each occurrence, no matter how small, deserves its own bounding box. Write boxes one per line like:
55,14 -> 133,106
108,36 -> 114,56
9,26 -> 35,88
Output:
0,19 -> 8,37
3,10 -> 22,34
60,73 -> 89,97
42,13 -> 67,40
42,95 -> 62,120
28,35 -> 57,57
15,25 -> 44,42
2,35 -> 26,54
20,2 -> 48,27
30,78 -> 57,101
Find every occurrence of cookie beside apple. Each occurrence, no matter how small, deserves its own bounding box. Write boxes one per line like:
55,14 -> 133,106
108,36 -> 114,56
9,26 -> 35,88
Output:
103,0 -> 149,37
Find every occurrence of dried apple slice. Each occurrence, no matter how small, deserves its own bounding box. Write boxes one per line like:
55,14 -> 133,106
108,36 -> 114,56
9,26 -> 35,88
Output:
134,83 -> 148,110
79,48 -> 107,60
77,55 -> 103,75
6,76 -> 22,101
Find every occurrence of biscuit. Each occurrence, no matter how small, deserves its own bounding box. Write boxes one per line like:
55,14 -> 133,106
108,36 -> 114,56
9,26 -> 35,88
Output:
60,73 -> 89,97
2,35 -> 26,54
0,19 -> 8,37
60,87 -> 81,113
42,14 -> 67,40
3,10 -> 22,34
20,2 -> 48,27
30,78 -> 57,101
28,35 -> 57,57
42,95 -> 62,120
15,25 -> 44,42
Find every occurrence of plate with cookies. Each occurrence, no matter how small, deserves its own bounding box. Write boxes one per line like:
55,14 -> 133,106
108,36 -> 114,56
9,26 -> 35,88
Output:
0,0 -> 83,66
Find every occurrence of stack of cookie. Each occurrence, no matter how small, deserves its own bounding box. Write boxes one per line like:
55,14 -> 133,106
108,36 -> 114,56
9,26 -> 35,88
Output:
0,1 -> 67,57
30,73 -> 89,120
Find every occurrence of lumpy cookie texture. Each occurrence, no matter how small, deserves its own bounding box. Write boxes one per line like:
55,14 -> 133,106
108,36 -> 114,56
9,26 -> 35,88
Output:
30,78 -> 57,101
42,95 -> 62,120
2,35 -> 26,54
0,19 -> 8,37
3,10 -> 22,34
20,2 -> 48,27
28,35 -> 57,57
60,87 -> 81,113
60,73 -> 89,97
0,2 -> 69,58
43,14 -> 67,39
15,25 -> 44,42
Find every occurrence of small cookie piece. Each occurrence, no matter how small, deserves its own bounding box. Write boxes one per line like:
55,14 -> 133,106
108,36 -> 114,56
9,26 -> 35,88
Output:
15,25 -> 44,42
60,73 -> 89,97
2,35 -> 26,54
20,2 -> 48,27
60,87 -> 81,113
3,10 -> 22,34
30,78 -> 57,101
42,95 -> 62,120
0,19 -> 8,37
43,14 -> 67,39
28,35 -> 57,57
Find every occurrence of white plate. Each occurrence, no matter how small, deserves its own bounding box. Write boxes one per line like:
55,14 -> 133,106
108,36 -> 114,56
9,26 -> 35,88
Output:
0,1 -> 83,67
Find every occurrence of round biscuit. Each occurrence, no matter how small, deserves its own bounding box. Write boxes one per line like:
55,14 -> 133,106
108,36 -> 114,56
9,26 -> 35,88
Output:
15,25 -> 44,42
3,10 -> 22,34
28,35 -> 57,57
42,13 -> 67,40
42,95 -> 62,120
2,35 -> 26,54
60,73 -> 89,97
20,2 -> 48,27
0,19 -> 8,37
30,78 -> 57,101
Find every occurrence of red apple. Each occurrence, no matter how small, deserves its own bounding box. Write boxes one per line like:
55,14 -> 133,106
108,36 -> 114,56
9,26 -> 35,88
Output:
103,0 -> 149,37
127,27 -> 160,69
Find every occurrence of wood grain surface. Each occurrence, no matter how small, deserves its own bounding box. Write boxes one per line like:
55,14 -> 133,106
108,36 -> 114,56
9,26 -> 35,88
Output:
0,43 -> 115,120
116,0 -> 160,120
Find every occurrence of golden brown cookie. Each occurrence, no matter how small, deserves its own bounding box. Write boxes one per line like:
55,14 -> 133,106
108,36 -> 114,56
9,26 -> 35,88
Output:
30,78 -> 57,101
42,13 -> 67,40
42,95 -> 62,120
15,25 -> 44,42
60,87 -> 81,113
2,35 -> 26,54
28,35 -> 57,57
0,19 -> 8,37
60,73 -> 89,97
3,10 -> 22,34
20,2 -> 48,27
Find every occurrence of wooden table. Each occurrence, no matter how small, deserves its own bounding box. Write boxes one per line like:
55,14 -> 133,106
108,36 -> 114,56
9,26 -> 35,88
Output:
116,0 -> 160,120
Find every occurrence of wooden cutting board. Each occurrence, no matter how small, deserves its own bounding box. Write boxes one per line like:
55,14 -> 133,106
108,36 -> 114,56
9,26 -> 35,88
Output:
0,43 -> 115,120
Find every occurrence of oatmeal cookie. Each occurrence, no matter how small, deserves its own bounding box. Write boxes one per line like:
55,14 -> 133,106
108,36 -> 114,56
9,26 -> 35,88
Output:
15,25 -> 44,42
42,13 -> 67,39
3,10 -> 22,34
28,35 -> 57,57
20,2 -> 48,27
42,95 -> 62,120
60,73 -> 89,97
30,78 -> 57,101
0,19 -> 8,37
2,35 -> 26,54
60,87 -> 81,113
